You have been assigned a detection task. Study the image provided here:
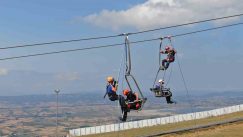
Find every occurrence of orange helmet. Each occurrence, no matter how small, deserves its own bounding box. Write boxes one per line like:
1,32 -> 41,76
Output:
107,76 -> 114,82
123,89 -> 130,96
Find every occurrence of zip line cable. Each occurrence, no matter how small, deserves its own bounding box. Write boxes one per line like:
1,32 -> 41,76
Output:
0,34 -> 121,50
0,22 -> 242,61
0,13 -> 243,50
172,22 -> 243,38
128,13 -> 243,35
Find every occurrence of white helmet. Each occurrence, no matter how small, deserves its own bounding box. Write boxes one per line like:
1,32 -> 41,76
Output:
158,79 -> 164,83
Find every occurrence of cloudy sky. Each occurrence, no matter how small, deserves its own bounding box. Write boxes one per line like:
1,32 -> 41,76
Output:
0,0 -> 242,96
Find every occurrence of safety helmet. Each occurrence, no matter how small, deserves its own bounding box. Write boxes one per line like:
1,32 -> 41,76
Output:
123,89 -> 130,96
165,46 -> 170,50
107,76 -> 114,82
158,79 -> 164,83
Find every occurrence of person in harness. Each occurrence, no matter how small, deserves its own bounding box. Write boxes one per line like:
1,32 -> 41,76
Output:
104,76 -> 119,101
153,79 -> 175,104
122,89 -> 142,110
118,89 -> 144,122
160,46 -> 176,70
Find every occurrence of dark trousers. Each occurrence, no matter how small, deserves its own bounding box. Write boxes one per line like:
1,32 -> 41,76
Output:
165,93 -> 174,104
162,59 -> 170,69
166,96 -> 172,103
108,94 -> 119,101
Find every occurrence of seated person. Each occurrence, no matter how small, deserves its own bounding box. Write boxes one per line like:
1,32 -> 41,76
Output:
152,79 -> 175,104
122,89 -> 142,110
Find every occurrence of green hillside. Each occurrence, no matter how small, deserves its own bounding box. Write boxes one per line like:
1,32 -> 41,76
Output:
81,111 -> 243,137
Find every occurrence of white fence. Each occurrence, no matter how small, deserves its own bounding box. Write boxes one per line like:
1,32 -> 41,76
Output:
69,104 -> 243,136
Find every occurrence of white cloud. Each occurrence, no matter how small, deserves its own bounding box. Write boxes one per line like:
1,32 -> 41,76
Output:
55,72 -> 80,81
82,0 -> 242,30
0,68 -> 8,76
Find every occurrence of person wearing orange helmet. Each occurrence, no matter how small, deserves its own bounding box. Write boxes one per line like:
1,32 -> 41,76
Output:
123,89 -> 141,110
160,46 -> 176,70
119,89 -> 147,121
104,76 -> 119,101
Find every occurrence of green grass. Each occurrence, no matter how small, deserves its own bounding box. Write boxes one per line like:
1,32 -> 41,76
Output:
163,122 -> 243,137
80,111 -> 243,137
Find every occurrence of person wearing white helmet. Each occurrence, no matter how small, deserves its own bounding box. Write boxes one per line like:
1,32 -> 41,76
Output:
155,79 -> 175,104
160,46 -> 176,70
155,79 -> 165,91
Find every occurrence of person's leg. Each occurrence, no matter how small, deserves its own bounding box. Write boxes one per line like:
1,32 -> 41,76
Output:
165,61 -> 170,69
166,96 -> 170,103
119,95 -> 125,107
166,96 -> 174,104
162,59 -> 167,69
120,111 -> 127,122
109,96 -> 116,101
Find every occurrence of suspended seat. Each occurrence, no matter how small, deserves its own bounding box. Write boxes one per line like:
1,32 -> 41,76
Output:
150,87 -> 172,97
119,34 -> 147,122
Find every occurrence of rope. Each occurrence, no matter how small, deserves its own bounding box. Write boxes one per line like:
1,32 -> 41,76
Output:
172,38 -> 199,136
0,22 -> 241,61
152,69 -> 160,88
176,54 -> 199,137
102,47 -> 126,132
115,41 -> 127,137
165,64 -> 173,87
116,43 -> 127,137
152,39 -> 163,87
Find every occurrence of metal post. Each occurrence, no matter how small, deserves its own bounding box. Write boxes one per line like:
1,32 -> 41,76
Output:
54,89 -> 60,137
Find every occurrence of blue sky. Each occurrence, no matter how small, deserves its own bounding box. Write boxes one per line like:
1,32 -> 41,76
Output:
0,0 -> 242,96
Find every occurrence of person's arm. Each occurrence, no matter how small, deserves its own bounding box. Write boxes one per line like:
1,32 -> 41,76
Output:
160,50 -> 165,54
111,84 -> 117,92
134,92 -> 139,102
113,80 -> 118,91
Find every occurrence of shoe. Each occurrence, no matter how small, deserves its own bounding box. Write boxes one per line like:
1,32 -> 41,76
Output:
119,117 -> 126,122
167,101 -> 174,104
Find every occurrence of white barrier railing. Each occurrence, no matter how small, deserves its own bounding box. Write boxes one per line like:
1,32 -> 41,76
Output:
69,104 -> 243,136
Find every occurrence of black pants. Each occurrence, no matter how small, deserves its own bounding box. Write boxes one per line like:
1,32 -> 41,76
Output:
108,94 -> 120,101
165,93 -> 174,104
162,59 -> 170,69
166,96 -> 172,103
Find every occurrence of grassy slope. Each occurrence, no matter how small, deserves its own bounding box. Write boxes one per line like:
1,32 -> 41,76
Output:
81,111 -> 243,137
